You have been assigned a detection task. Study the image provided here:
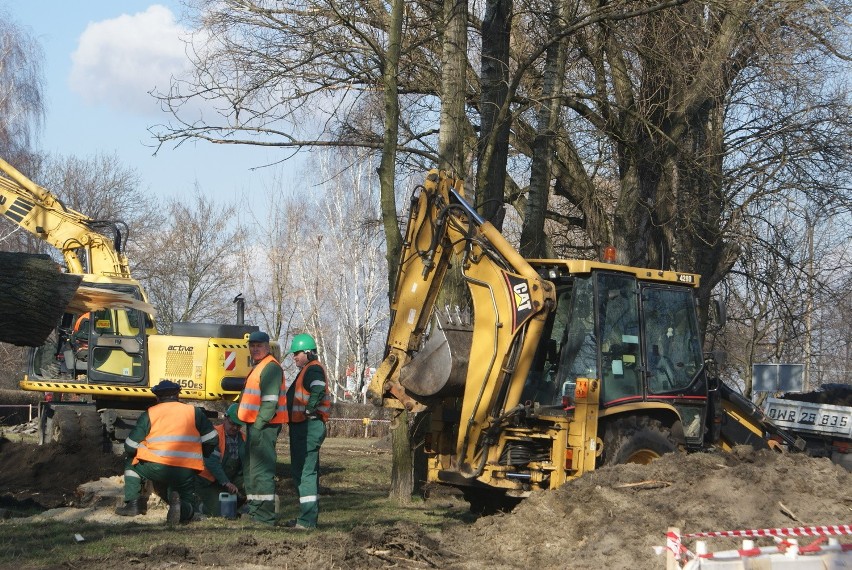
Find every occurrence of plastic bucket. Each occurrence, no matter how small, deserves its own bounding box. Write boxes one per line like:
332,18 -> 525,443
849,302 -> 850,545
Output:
219,492 -> 237,519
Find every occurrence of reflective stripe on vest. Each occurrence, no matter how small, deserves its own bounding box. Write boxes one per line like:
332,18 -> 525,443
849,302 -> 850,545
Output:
238,354 -> 287,424
289,360 -> 332,423
133,401 -> 204,470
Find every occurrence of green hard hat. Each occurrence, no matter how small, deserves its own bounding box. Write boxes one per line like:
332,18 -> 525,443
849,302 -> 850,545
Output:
289,333 -> 317,353
226,403 -> 245,426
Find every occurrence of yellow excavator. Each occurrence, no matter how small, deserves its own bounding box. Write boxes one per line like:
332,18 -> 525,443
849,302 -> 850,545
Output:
368,170 -> 800,511
0,156 -> 256,450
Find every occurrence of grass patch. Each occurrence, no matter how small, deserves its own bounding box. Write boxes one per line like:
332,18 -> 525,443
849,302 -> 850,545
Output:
0,436 -> 473,569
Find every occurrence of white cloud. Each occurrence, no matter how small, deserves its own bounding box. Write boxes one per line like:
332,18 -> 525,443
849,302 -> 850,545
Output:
69,5 -> 189,115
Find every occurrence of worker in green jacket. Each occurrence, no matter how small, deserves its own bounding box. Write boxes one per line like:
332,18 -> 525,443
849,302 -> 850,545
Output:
283,333 -> 332,530
116,380 -> 218,524
194,403 -> 246,517
237,330 -> 287,525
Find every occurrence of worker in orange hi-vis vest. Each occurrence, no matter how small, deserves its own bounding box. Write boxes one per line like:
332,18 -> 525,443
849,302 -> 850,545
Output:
116,380 -> 218,524
237,330 -> 287,526
282,333 -> 331,530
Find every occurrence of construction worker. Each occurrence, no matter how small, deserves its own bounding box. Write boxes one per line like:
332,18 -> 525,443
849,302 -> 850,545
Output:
115,380 -> 218,524
194,403 -> 246,517
237,330 -> 287,526
284,333 -> 331,530
72,312 -> 90,356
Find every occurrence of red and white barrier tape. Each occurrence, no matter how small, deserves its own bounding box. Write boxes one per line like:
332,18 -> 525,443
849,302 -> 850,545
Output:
664,526 -> 852,563
682,525 -> 852,539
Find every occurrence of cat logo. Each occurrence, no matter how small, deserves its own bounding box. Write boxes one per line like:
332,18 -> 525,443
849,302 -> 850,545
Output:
513,282 -> 532,312
504,273 -> 535,332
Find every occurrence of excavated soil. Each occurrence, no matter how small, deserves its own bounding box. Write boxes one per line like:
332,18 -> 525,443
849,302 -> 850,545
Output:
0,436 -> 124,509
0,432 -> 850,569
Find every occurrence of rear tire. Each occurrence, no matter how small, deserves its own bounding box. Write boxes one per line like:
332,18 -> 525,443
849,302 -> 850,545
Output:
601,416 -> 677,466
78,407 -> 108,452
45,408 -> 82,449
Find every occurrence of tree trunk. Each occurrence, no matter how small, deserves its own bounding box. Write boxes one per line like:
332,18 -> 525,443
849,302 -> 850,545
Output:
0,252 -> 81,346
520,0 -> 567,258
476,0 -> 512,229
437,0 -> 469,176
378,0 -> 415,504
379,0 -> 404,292
388,409 -> 414,502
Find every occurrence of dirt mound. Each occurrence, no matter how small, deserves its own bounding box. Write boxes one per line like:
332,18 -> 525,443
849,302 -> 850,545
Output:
0,437 -> 123,510
446,446 -> 852,569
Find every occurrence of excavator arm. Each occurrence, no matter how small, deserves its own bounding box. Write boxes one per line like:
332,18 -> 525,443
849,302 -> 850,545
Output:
368,170 -> 556,472
0,156 -> 131,278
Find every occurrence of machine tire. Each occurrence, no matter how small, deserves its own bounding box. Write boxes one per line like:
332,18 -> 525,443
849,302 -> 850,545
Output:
38,410 -> 49,445
602,416 -> 677,466
45,408 -> 82,449
78,407 -> 108,452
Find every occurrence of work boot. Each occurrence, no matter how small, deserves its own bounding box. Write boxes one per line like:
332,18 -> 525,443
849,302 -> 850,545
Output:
167,491 -> 181,525
115,498 -> 143,517
179,502 -> 195,524
138,497 -> 148,515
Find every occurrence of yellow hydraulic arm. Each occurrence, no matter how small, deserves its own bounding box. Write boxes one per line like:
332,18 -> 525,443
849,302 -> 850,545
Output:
368,170 -> 557,473
0,156 -> 131,278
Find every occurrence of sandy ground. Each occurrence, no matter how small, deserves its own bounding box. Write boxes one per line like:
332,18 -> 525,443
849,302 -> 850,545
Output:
1,433 -> 850,569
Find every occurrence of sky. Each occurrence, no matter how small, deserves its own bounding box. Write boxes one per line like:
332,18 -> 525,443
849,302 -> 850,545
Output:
4,1 -> 294,204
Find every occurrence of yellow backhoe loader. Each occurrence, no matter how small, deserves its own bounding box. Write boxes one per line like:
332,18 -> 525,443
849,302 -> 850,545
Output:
368,170 -> 800,512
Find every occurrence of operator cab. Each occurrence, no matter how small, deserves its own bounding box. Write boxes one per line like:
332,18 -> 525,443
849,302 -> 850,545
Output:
522,263 -> 705,411
29,280 -> 152,386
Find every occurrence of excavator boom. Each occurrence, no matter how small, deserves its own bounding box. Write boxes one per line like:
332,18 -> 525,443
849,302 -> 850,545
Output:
0,156 -> 131,278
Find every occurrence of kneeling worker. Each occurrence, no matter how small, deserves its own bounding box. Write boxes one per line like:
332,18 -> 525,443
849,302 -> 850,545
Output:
195,403 -> 246,516
116,380 -> 218,524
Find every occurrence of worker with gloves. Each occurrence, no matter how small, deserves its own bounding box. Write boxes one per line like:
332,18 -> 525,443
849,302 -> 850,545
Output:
237,330 -> 287,526
283,333 -> 331,530
115,380 -> 218,524
194,403 -> 246,517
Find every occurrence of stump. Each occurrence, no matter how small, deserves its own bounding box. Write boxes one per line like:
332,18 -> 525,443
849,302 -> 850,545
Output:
0,252 -> 81,346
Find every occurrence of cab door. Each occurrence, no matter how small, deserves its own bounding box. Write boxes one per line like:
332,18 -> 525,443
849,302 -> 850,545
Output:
86,284 -> 149,386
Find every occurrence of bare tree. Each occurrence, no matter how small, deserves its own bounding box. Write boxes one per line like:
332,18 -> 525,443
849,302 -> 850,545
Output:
378,0 -> 405,291
518,0 -> 569,257
314,153 -> 388,402
476,0 -> 513,227
138,187 -> 244,330
717,204 -> 852,397
0,14 -> 45,259
0,13 -> 44,168
237,174 -> 306,344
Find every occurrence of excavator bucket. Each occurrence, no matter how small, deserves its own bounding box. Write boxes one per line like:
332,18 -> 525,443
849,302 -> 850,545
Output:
399,309 -> 472,398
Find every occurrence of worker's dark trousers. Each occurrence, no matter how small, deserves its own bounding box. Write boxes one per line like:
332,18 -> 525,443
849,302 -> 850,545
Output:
243,423 -> 281,525
289,418 -> 326,528
124,460 -> 195,519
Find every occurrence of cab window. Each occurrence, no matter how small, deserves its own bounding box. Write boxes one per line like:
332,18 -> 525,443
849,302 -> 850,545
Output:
641,286 -> 703,393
